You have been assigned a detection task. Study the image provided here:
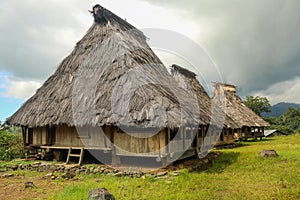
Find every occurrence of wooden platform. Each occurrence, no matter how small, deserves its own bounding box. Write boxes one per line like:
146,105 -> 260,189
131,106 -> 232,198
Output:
39,146 -> 111,151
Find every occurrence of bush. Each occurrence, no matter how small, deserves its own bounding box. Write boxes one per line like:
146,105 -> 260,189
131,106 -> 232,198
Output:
294,128 -> 300,134
0,129 -> 24,161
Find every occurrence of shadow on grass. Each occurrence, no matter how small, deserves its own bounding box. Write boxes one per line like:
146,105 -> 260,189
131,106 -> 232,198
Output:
233,138 -> 276,148
240,138 -> 276,143
207,151 -> 240,173
214,143 -> 249,150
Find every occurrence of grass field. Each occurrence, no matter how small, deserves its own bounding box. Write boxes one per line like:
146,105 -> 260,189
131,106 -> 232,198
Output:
1,134 -> 300,200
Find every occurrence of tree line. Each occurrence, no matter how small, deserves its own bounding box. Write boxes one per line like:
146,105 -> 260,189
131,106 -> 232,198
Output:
244,96 -> 300,133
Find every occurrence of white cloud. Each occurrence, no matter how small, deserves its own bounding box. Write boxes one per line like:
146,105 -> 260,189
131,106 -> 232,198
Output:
2,78 -> 41,100
253,77 -> 300,105
0,0 -> 199,82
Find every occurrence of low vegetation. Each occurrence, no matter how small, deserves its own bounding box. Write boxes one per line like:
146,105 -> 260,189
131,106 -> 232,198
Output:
0,128 -> 23,161
1,134 -> 299,200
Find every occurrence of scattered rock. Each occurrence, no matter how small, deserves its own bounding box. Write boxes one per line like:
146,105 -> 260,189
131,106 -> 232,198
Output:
18,164 -> 24,170
259,150 -> 278,158
10,165 -> 18,171
1,173 -> 14,178
100,168 -> 106,172
113,172 -> 124,177
24,182 -> 35,188
170,172 -> 180,176
62,172 -> 76,179
33,162 -> 41,166
156,171 -> 167,177
73,177 -> 84,181
44,173 -> 54,178
88,188 -> 115,200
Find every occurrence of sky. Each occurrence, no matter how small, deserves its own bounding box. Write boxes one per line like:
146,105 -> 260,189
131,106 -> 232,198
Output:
0,0 -> 300,121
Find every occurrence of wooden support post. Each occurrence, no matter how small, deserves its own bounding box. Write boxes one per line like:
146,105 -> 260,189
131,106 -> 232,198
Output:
110,127 -> 120,166
182,127 -> 185,150
111,145 -> 120,166
165,128 -> 170,154
103,126 -> 108,149
21,126 -> 27,146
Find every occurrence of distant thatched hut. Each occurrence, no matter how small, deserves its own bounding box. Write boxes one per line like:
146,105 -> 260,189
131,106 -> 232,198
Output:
171,65 -> 238,146
7,5 -> 212,165
212,83 -> 270,141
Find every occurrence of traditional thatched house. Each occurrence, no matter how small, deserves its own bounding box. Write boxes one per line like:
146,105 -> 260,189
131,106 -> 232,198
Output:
7,5 -> 213,165
212,83 -> 270,141
171,65 -> 238,147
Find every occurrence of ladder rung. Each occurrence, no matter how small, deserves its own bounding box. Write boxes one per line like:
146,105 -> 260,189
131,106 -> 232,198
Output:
69,154 -> 81,157
70,147 -> 84,150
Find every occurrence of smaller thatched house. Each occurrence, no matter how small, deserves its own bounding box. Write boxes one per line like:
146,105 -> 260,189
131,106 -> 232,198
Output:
212,83 -> 270,141
170,64 -> 238,147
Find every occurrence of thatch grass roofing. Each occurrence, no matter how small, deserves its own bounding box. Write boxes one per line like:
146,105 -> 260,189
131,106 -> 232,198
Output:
7,5 -> 205,129
171,65 -> 238,128
212,83 -> 270,127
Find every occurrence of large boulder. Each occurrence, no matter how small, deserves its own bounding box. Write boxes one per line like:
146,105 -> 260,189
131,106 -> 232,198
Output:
88,188 -> 115,200
259,150 -> 278,158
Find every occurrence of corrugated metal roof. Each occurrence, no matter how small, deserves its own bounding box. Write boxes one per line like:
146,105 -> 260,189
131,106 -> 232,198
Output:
264,130 -> 277,137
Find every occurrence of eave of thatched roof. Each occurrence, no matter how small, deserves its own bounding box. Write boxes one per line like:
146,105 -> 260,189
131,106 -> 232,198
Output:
7,5 -> 203,129
170,65 -> 238,129
212,83 -> 270,127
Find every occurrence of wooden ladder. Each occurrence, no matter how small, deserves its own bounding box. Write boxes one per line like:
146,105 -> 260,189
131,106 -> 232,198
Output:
66,147 -> 84,165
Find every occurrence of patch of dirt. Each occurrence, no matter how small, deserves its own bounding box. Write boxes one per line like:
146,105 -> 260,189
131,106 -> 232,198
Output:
0,172 -> 72,200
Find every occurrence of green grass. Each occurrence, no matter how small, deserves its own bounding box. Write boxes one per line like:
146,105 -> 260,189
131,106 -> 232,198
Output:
48,134 -> 300,199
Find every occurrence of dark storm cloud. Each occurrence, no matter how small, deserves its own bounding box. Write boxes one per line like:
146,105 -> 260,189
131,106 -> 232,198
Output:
0,0 -> 95,81
1,0 -> 299,103
139,0 -> 300,97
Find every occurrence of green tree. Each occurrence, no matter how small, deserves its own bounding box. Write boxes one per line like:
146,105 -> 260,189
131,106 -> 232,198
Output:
0,124 -> 23,161
244,96 -> 271,116
280,107 -> 300,131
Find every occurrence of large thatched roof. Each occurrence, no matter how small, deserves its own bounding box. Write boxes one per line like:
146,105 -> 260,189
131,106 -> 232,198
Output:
7,5 -> 205,128
171,65 -> 238,128
212,83 -> 270,127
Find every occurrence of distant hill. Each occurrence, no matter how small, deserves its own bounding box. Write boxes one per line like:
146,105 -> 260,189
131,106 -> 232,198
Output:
262,102 -> 300,118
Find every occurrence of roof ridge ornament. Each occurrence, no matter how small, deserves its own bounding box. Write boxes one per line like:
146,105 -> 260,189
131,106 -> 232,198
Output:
89,4 -> 108,24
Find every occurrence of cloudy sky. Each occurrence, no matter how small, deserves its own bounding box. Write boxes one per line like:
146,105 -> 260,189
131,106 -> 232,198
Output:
0,0 -> 300,121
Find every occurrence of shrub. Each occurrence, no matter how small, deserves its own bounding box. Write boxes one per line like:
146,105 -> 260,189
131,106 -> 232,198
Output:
0,129 -> 24,161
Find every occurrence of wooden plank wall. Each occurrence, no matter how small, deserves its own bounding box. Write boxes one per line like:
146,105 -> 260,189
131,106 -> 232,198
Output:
217,128 -> 234,145
33,127 -> 46,145
114,129 -> 166,156
54,125 -> 111,148
55,125 -> 82,146
80,126 -> 111,148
